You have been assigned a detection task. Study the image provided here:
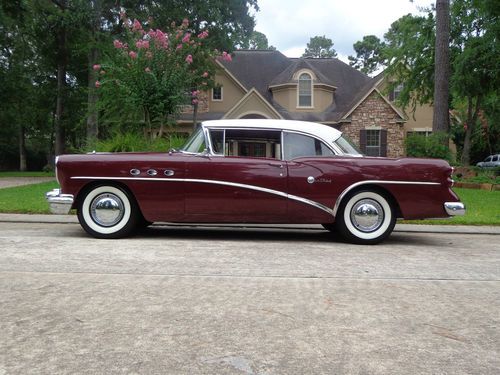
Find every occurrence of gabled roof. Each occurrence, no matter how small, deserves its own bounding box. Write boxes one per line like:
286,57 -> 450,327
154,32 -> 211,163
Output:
212,50 -> 404,124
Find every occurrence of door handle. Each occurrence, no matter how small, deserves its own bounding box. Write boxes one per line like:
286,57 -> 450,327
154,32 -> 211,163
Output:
268,162 -> 284,169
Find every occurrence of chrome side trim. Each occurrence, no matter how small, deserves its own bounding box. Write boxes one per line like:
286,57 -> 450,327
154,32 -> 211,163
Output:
332,180 -> 441,216
71,176 -> 335,216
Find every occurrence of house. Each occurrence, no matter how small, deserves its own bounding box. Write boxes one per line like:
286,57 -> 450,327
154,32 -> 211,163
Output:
177,50 -> 412,158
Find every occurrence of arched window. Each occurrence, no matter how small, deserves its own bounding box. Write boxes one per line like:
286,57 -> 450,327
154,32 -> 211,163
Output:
298,73 -> 312,107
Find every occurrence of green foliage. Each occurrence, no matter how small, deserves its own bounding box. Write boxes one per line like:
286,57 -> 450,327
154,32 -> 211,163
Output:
245,31 -> 276,50
302,35 -> 337,58
348,35 -> 385,75
405,132 -> 451,160
87,131 -> 187,153
96,16 -> 223,139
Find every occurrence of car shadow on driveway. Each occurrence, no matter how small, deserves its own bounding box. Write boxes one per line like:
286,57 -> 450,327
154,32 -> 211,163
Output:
130,224 -> 445,247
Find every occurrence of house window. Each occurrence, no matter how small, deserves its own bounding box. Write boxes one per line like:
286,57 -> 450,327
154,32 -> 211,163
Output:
212,85 -> 223,101
298,73 -> 312,107
360,129 -> 388,157
390,83 -> 404,102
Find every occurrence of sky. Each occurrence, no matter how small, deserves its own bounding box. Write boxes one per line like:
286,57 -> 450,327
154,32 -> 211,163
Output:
253,0 -> 433,62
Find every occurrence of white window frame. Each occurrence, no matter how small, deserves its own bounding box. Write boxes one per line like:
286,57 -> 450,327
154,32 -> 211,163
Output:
297,72 -> 313,108
212,85 -> 223,101
365,129 -> 381,157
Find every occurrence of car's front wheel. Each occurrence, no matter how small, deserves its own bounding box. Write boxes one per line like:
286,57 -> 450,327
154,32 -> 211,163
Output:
335,190 -> 396,245
77,184 -> 139,239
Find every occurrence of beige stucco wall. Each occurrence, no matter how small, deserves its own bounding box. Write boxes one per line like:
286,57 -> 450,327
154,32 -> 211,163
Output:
271,86 -> 333,113
208,72 -> 246,112
225,91 -> 280,119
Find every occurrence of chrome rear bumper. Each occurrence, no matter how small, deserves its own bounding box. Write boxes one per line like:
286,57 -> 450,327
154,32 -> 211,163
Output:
444,202 -> 466,216
46,188 -> 74,214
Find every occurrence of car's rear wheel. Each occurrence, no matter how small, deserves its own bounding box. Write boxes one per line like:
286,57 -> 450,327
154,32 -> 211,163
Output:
335,190 -> 396,245
77,184 -> 139,239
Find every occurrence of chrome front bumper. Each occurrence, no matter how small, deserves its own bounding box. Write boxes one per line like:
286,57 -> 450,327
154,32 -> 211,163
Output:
444,202 -> 466,216
46,188 -> 74,215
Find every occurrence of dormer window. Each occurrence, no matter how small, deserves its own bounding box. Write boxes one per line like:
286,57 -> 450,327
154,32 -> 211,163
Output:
298,73 -> 312,107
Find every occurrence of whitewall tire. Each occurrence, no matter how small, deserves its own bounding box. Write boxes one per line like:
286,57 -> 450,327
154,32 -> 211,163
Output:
335,190 -> 396,244
77,185 -> 138,239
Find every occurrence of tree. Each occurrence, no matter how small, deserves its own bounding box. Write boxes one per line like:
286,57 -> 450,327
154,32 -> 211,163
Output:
302,35 -> 337,58
348,35 -> 385,75
432,0 -> 451,140
96,17 -> 229,139
245,31 -> 276,50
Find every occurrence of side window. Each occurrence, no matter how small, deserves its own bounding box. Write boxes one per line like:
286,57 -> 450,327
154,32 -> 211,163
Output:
208,129 -> 224,155
485,156 -> 492,162
283,132 -> 334,160
224,129 -> 281,159
492,155 -> 498,162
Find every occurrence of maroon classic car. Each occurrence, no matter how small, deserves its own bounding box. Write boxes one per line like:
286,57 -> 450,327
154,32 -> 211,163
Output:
46,119 -> 465,244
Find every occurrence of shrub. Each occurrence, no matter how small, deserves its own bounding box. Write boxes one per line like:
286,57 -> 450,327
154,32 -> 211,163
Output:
405,132 -> 452,160
89,131 -> 187,153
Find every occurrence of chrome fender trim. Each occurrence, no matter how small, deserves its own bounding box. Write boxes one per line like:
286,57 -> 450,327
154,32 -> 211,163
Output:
332,180 -> 441,216
71,176 -> 335,216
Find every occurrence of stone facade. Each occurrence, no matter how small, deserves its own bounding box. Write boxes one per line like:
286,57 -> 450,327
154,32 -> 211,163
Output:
179,91 -> 209,115
340,91 -> 405,158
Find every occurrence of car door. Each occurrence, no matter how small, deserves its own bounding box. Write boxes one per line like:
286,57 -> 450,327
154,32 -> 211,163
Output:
184,128 -> 288,222
283,131 -> 345,223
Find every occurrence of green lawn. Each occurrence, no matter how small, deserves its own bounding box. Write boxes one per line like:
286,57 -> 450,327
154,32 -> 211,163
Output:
0,183 -> 499,225
0,181 -> 59,214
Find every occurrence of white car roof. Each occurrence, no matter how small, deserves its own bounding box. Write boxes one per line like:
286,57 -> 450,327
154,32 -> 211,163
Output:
202,119 -> 342,143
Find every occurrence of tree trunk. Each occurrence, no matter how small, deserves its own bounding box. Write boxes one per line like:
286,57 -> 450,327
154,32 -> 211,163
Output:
86,0 -> 101,146
54,3 -> 67,156
19,125 -> 27,171
461,96 -> 481,165
87,47 -> 100,145
192,103 -> 199,131
432,0 -> 450,143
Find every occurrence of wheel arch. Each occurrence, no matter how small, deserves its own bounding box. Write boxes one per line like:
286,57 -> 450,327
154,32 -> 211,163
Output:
75,180 -> 144,217
334,182 -> 403,219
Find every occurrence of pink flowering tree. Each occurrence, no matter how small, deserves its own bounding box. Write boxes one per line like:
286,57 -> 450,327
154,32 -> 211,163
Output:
95,16 -> 231,139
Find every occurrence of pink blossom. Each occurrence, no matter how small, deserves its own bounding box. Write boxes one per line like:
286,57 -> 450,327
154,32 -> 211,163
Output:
92,64 -> 101,71
145,67 -> 151,72
113,39 -> 124,49
191,90 -> 200,97
135,39 -> 150,49
132,19 -> 142,31
192,99 -> 199,105
95,80 -> 101,88
182,18 -> 189,27
202,71 -> 209,78
152,29 -> 168,48
185,54 -> 193,64
182,33 -> 191,43
197,30 -> 209,39
176,44 -> 183,50
129,51 -> 138,59
221,51 -> 232,62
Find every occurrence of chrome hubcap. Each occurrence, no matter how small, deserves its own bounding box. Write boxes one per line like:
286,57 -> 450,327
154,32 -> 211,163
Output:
350,199 -> 384,232
90,193 -> 125,227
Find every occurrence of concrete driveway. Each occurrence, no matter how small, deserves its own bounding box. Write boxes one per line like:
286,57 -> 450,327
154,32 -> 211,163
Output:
0,222 -> 499,374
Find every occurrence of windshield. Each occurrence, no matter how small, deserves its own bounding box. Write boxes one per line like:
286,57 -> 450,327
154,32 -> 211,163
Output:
335,135 -> 361,155
180,127 -> 206,153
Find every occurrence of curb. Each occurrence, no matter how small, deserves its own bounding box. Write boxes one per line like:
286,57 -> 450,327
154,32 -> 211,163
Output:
0,213 -> 499,235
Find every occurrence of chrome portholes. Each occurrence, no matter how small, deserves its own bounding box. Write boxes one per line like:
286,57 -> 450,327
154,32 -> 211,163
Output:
350,199 -> 384,232
90,193 -> 125,227
147,169 -> 157,176
130,169 -> 140,176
